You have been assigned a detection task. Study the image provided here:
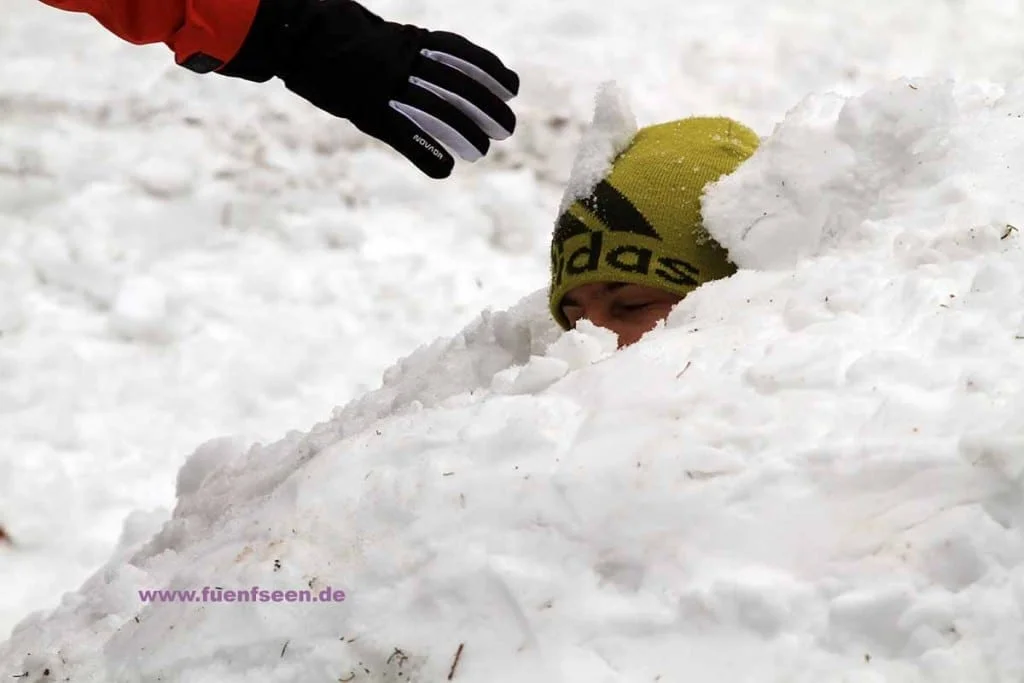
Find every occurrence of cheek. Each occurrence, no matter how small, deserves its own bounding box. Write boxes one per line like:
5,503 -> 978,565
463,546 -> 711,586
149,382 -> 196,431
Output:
611,302 -> 679,347
616,304 -> 675,340
636,305 -> 675,329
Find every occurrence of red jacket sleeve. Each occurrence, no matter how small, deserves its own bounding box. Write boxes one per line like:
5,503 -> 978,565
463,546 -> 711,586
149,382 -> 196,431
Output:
39,0 -> 260,67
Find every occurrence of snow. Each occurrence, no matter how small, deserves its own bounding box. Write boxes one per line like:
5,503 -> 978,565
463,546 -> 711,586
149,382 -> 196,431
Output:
703,78 -> 1023,271
556,82 -> 637,215
6,0 -> 1024,679
6,72 -> 1024,679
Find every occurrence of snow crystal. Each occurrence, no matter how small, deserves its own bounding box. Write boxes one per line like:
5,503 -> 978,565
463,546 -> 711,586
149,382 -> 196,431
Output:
543,319 -> 618,370
109,275 -> 174,343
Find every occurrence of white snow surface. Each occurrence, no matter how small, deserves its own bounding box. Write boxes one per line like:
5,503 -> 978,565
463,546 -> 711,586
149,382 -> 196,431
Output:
6,74 -> 1024,680
556,82 -> 637,216
6,0 -> 1024,679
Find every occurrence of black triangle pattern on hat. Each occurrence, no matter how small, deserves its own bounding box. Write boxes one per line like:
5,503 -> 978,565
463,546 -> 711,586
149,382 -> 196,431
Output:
580,180 -> 662,240
552,211 -> 591,247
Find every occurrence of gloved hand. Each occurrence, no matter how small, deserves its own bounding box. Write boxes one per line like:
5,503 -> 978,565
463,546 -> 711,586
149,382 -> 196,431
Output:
217,0 -> 520,178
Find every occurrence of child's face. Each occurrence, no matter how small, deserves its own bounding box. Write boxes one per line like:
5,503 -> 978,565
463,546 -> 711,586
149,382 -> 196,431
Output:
560,282 -> 683,348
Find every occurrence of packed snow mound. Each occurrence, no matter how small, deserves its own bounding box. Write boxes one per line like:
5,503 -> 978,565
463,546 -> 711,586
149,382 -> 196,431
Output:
6,78 -> 1024,681
704,78 -> 1024,270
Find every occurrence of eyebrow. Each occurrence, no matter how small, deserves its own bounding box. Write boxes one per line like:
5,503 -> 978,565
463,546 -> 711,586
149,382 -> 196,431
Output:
561,282 -> 628,308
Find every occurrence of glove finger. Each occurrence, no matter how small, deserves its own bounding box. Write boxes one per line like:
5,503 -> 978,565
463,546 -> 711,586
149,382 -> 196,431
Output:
412,58 -> 516,140
369,106 -> 456,179
393,81 -> 491,162
391,99 -> 487,163
420,31 -> 520,101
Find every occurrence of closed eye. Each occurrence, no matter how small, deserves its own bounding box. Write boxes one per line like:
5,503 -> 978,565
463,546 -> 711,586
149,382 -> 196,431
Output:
616,301 -> 654,312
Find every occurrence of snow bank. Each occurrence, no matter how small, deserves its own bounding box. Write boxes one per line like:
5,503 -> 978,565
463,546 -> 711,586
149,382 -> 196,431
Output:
13,0 -> 1024,644
6,78 -> 1024,681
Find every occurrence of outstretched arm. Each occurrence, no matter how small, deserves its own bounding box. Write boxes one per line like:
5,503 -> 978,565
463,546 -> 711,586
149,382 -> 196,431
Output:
38,0 -> 520,179
38,0 -> 258,67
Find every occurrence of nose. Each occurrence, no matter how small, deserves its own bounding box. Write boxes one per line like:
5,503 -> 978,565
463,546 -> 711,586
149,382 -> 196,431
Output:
580,304 -> 613,331
577,305 -> 633,349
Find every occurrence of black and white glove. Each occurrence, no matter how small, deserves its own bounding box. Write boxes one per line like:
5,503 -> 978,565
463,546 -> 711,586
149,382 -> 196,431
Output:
213,0 -> 520,179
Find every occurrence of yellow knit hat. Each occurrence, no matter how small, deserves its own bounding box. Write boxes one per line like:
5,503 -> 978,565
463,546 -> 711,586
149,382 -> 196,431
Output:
549,117 -> 759,329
